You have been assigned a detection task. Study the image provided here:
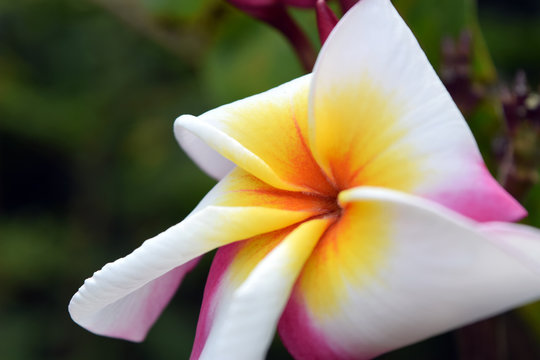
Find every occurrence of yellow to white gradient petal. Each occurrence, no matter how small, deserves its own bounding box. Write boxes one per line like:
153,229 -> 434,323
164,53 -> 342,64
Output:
70,0 -> 540,359
175,75 -> 335,195
310,77 -> 421,191
204,168 -> 336,213
309,0 -> 524,221
68,168 -> 320,342
190,219 -> 332,360
300,199 -> 390,316
279,187 -> 540,360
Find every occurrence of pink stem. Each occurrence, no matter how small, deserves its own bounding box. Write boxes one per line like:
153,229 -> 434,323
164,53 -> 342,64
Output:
227,1 -> 317,72
315,0 -> 338,44
339,0 -> 358,14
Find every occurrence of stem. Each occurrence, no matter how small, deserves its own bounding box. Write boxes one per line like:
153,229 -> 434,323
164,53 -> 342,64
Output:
255,5 -> 317,72
227,2 -> 317,72
315,0 -> 338,45
339,0 -> 359,14
271,8 -> 317,72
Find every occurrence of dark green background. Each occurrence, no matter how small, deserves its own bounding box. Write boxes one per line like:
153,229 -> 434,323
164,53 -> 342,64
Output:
1,0 -> 539,358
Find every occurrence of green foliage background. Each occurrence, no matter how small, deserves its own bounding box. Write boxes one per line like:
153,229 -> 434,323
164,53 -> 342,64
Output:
0,0 -> 539,359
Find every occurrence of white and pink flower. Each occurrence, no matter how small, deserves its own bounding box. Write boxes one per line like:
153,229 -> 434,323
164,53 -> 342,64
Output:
69,1 -> 540,359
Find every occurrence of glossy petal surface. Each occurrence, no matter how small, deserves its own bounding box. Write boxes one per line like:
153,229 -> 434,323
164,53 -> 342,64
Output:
70,0 -> 540,357
175,126 -> 235,180
175,75 -> 335,194
69,168 -> 320,341
309,0 -> 524,221
279,187 -> 540,359
194,219 -> 331,360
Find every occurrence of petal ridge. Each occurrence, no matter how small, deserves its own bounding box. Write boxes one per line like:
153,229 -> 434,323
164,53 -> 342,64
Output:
69,169 -> 319,341
306,0 -> 522,221
194,219 -> 331,360
279,186 -> 540,359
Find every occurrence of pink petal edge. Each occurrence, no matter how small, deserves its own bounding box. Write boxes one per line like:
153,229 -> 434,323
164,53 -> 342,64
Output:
428,163 -> 526,223
191,244 -> 241,360
73,257 -> 199,342
279,289 -> 357,360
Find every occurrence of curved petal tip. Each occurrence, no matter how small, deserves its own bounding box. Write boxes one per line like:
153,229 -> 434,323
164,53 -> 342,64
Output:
174,115 -> 236,181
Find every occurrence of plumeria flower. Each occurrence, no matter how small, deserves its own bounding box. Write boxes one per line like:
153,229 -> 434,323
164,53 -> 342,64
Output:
69,0 -> 540,359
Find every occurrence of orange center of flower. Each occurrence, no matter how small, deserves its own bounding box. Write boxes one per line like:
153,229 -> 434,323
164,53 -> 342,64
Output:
305,185 -> 342,221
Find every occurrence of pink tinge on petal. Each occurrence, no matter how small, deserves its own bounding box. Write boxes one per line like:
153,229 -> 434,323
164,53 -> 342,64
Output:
140,258 -> 199,331
279,288 -> 356,360
429,163 -> 526,223
100,257 -> 200,342
191,243 -> 241,360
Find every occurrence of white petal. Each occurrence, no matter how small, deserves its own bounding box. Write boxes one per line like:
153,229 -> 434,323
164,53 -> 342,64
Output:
175,74 -> 336,194
69,258 -> 198,342
308,0 -> 523,222
278,186 -> 540,359
197,219 -> 330,360
69,168 -> 318,341
479,222 -> 540,274
175,125 -> 235,180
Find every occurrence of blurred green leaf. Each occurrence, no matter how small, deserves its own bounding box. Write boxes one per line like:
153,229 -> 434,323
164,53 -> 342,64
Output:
394,0 -> 496,82
0,218 -> 69,285
140,0 -> 218,19
1,1 -> 539,359
202,10 -> 303,104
